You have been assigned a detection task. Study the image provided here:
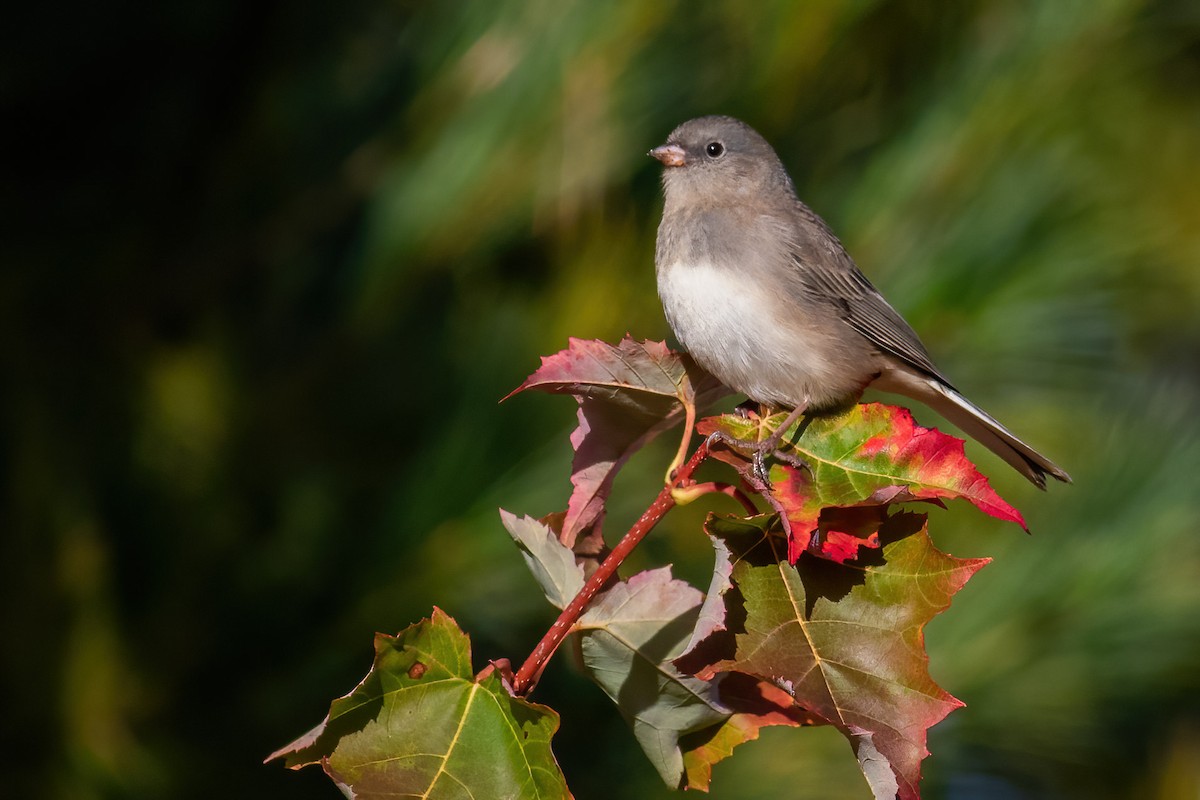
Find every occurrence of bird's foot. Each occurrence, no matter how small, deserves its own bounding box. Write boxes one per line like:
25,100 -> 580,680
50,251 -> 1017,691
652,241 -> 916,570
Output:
751,443 -> 810,490
715,402 -> 812,491
708,431 -> 809,491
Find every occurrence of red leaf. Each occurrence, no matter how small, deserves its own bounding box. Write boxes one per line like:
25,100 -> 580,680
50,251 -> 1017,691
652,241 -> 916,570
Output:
699,403 -> 1025,562
820,528 -> 881,562
507,337 -> 726,547
814,506 -> 889,564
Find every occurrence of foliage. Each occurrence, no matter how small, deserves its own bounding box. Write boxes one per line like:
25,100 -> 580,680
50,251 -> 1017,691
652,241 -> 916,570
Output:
6,3 -> 1200,799
273,339 -> 1012,798
272,610 -> 570,799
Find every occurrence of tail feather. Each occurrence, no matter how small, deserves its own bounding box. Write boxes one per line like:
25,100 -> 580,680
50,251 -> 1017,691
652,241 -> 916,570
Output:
875,369 -> 1072,489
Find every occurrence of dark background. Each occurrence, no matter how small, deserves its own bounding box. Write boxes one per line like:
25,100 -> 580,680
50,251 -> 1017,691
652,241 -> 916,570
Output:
4,2 -> 1199,798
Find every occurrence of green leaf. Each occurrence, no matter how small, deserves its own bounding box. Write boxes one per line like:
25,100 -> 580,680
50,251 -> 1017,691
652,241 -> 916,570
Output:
574,567 -> 729,788
700,402 -> 1025,562
681,513 -> 988,800
500,510 -> 585,609
269,609 -> 571,800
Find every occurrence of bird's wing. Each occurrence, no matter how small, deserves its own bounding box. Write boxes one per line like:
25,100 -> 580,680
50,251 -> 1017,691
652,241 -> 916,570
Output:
788,205 -> 955,387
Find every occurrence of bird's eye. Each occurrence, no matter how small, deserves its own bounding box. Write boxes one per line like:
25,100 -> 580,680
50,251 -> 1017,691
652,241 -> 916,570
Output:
705,141 -> 725,158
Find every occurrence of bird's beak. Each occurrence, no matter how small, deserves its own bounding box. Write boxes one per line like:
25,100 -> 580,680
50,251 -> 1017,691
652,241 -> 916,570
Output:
649,143 -> 686,167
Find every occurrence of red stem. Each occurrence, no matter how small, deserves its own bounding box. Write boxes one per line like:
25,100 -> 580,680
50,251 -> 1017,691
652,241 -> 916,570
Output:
511,436 -> 716,696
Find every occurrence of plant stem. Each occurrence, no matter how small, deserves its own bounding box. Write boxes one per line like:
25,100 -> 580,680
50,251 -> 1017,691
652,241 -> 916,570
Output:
511,436 -> 716,696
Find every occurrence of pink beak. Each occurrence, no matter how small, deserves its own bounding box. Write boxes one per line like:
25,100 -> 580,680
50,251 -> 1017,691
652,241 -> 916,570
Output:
649,144 -> 686,167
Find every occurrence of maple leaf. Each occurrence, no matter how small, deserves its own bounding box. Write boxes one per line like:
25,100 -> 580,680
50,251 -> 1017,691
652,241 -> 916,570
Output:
678,512 -> 988,800
679,673 -> 818,791
700,402 -> 1025,562
269,609 -> 571,799
506,336 -> 727,549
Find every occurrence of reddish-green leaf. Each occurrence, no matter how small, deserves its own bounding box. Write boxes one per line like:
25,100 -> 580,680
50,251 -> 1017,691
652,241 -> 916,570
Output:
699,403 -> 1024,562
680,513 -> 988,800
506,337 -> 727,547
679,673 -> 818,792
269,609 -> 571,800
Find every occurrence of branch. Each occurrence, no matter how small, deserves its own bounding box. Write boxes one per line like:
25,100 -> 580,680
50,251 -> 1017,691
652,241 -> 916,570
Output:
512,435 -> 718,695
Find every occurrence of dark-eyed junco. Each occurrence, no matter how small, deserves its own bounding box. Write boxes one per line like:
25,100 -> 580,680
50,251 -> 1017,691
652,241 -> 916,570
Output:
650,115 -> 1070,488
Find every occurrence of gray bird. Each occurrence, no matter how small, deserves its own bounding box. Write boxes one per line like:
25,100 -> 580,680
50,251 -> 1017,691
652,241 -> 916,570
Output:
650,115 -> 1070,488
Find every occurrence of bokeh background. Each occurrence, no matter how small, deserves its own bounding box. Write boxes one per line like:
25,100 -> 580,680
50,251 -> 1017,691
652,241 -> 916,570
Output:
4,1 -> 1199,798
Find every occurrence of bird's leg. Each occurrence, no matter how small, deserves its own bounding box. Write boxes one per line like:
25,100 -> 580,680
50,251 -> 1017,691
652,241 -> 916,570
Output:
710,402 -> 811,488
750,404 -> 809,487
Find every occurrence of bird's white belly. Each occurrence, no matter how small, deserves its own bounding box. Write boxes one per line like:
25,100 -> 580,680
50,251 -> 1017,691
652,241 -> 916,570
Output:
657,260 -> 835,408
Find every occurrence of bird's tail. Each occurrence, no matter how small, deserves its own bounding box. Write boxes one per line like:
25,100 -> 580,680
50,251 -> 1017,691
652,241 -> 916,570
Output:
878,370 -> 1071,489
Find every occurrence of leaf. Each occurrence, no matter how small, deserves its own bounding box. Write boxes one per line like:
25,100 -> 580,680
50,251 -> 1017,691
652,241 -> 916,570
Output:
269,609 -> 571,800
817,506 -> 887,562
679,673 -> 819,792
571,571 -> 839,793
506,337 -> 727,548
679,526 -> 738,659
500,510 -> 585,609
573,567 -> 730,788
699,402 -> 1025,562
680,513 -> 988,800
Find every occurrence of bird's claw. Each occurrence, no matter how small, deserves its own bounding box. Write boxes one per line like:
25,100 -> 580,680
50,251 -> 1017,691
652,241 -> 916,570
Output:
774,450 -> 810,472
751,445 -> 810,491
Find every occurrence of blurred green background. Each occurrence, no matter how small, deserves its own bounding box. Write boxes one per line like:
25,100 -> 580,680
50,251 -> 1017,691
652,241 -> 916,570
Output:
4,1 -> 1199,798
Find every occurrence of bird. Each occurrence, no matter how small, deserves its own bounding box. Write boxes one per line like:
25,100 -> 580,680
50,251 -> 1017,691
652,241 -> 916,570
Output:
649,115 -> 1070,488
